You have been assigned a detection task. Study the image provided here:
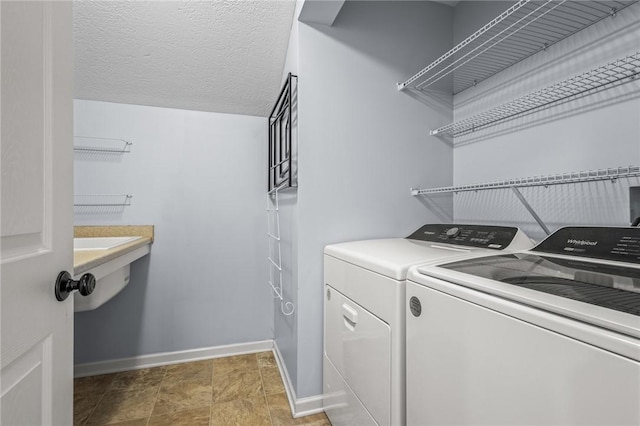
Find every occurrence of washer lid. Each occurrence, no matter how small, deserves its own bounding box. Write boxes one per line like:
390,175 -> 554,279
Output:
440,253 -> 640,317
413,253 -> 640,339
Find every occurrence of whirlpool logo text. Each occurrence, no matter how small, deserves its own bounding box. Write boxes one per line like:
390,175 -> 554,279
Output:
567,239 -> 598,246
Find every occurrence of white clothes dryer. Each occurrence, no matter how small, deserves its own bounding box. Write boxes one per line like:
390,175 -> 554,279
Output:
323,224 -> 533,426
406,226 -> 640,425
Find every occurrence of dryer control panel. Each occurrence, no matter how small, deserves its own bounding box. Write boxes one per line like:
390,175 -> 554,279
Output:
407,224 -> 521,250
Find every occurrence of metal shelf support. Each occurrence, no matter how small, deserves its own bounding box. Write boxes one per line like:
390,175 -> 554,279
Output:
411,165 -> 640,235
510,186 -> 551,235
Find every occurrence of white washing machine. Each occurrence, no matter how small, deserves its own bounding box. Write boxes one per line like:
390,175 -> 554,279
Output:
323,224 -> 533,426
406,226 -> 640,425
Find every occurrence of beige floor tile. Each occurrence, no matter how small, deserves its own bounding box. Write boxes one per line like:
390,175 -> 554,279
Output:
299,413 -> 332,426
86,388 -> 158,425
265,392 -> 290,409
213,354 -> 258,376
109,367 -> 166,392
266,393 -> 331,426
212,369 -> 263,403
152,378 -> 212,416
163,360 -> 213,384
260,366 -> 285,395
301,413 -> 332,426
266,392 -> 296,426
102,419 -> 149,426
74,393 -> 103,426
74,374 -> 117,425
75,373 -> 117,395
273,410 -> 332,426
148,407 -> 210,426
256,351 -> 277,369
210,396 -> 271,426
76,355 -> 316,426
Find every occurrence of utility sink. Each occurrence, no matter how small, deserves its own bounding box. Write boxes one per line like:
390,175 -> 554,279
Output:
74,236 -> 142,251
73,236 -> 150,312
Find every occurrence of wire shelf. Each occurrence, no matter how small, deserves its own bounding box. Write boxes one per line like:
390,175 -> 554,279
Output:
430,52 -> 640,137
411,165 -> 640,195
74,194 -> 133,207
74,136 -> 132,153
398,0 -> 637,94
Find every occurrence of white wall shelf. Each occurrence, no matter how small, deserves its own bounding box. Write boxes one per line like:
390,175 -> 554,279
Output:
74,194 -> 133,207
411,165 -> 640,195
74,136 -> 132,153
430,52 -> 640,137
398,0 -> 638,94
411,166 -> 640,235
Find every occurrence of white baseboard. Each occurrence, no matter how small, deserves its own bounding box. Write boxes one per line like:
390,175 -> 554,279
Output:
272,342 -> 324,418
74,340 -> 273,378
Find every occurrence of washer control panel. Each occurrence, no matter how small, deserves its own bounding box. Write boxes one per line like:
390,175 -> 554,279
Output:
406,224 -> 521,250
533,226 -> 640,263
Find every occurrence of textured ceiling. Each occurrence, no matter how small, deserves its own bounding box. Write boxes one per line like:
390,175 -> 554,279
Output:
73,1 -> 296,117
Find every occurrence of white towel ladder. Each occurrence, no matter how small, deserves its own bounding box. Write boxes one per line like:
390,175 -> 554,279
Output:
267,186 -> 295,316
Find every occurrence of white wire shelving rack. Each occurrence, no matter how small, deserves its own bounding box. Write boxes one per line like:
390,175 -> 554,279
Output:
398,0 -> 638,94
73,194 -> 133,207
430,52 -> 640,137
411,166 -> 640,235
266,185 -> 295,316
73,136 -> 132,153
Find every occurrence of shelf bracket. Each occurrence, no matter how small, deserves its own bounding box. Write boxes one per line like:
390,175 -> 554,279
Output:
510,186 -> 550,236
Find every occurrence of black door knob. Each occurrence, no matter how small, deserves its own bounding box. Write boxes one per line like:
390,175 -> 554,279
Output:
55,271 -> 96,301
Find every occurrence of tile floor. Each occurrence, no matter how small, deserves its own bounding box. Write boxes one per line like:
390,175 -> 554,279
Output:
74,351 -> 331,426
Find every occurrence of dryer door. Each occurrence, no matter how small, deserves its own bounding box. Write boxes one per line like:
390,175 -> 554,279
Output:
325,285 -> 391,426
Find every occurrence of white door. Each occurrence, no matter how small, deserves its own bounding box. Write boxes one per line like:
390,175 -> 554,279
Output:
1,2 -> 74,425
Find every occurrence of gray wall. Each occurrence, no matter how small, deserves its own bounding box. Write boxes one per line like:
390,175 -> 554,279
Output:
273,0 -> 302,395
73,100 -> 272,363
450,1 -> 640,241
288,0 -> 455,398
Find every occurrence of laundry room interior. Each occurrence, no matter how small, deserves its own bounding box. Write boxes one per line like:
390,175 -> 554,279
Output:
21,0 -> 640,424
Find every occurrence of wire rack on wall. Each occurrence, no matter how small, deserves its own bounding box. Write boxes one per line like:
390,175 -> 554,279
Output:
411,165 -> 640,195
73,136 -> 132,153
266,74 -> 298,317
398,0 -> 638,94
411,165 -> 640,235
268,73 -> 298,192
429,52 -> 640,137
73,194 -> 133,207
